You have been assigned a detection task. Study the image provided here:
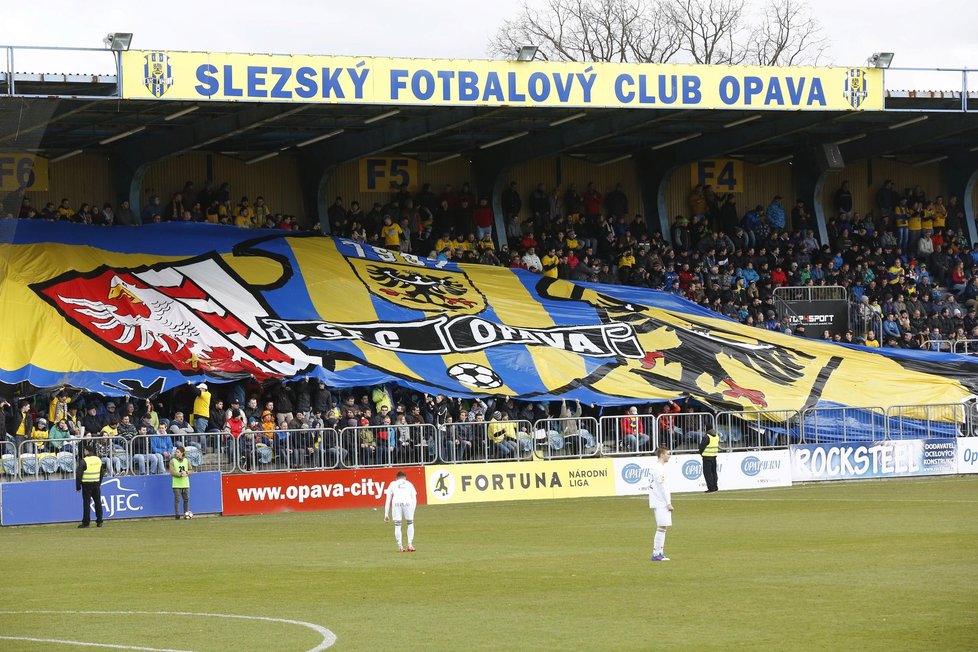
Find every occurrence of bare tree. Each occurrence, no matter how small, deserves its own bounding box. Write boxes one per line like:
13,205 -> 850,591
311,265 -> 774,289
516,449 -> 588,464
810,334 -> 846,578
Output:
667,0 -> 749,64
747,0 -> 828,66
489,0 -> 830,66
488,0 -> 682,64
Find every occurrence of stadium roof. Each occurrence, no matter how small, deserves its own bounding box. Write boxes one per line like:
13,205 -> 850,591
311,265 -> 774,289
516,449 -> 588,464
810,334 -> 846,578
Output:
2,54 -> 978,169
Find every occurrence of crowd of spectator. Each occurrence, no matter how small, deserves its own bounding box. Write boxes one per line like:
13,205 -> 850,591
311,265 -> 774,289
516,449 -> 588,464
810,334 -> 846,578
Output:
8,174 -> 977,352
2,380 -> 680,477
4,174 -> 978,476
1,180 -> 314,232
322,177 -> 977,350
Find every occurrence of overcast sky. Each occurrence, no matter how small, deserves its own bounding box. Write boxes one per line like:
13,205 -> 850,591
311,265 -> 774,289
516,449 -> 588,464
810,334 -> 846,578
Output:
1,0 -> 975,91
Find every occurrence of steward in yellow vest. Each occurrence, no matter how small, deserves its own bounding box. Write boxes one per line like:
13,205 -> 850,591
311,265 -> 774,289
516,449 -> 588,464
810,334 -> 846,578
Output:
698,428 -> 720,493
76,444 -> 106,528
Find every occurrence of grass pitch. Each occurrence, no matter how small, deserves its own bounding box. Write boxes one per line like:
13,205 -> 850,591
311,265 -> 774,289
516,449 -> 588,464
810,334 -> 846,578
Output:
4,476 -> 977,651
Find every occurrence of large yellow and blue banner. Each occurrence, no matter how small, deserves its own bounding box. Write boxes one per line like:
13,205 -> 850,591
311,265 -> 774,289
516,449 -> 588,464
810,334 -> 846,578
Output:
1,221 -> 975,409
120,50 -> 882,111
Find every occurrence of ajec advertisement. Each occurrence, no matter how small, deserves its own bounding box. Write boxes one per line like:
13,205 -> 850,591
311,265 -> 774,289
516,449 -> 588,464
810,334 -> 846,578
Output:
790,439 -> 958,482
1,472 -> 223,526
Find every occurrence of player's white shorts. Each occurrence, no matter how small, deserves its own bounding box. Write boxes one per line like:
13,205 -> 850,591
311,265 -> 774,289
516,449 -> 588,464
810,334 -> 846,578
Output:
652,506 -> 672,527
391,504 -> 416,521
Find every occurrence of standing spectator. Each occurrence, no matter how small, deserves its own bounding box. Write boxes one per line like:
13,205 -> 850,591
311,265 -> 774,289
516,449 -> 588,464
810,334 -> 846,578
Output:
381,215 -> 403,251
648,447 -> 673,561
766,196 -> 785,231
790,199 -> 809,232
835,181 -> 853,216
582,182 -> 603,221
7,399 -> 33,454
605,182 -> 628,219
190,382 -> 211,445
140,195 -> 161,223
327,197 -> 347,234
502,181 -> 521,218
116,199 -> 135,226
893,198 -> 910,252
472,197 -> 494,239
170,446 -> 192,520
719,195 -> 739,236
76,444 -> 106,528
876,180 -> 898,217
541,247 -> 559,279
529,182 -> 549,220
384,470 -> 419,553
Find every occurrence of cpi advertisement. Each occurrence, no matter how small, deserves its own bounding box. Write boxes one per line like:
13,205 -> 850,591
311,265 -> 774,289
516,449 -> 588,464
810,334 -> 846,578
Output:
613,450 -> 792,496
790,438 -> 958,481
424,459 -> 615,504
222,467 -> 426,515
0,472 -> 223,526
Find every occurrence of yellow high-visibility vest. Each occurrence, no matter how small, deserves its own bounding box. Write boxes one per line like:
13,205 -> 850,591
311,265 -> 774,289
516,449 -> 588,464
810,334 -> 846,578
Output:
81,455 -> 102,483
702,433 -> 720,457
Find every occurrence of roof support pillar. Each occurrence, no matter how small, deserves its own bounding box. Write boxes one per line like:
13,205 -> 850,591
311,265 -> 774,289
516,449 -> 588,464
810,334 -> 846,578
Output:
944,152 -> 978,245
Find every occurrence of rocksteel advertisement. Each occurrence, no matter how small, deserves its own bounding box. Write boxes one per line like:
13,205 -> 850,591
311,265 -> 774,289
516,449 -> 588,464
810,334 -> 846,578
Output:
790,438 -> 958,481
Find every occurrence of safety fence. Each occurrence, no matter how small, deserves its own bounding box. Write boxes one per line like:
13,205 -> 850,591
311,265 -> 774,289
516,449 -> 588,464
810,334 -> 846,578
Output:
3,405 -> 975,481
922,339 -> 978,355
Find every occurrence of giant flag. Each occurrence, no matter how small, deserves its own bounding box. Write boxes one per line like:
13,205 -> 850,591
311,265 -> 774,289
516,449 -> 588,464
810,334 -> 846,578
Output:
2,220 -> 976,411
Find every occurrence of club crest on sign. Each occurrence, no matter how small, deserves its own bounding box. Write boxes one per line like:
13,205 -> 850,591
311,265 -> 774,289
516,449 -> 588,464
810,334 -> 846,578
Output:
143,51 -> 174,98
844,69 -> 868,109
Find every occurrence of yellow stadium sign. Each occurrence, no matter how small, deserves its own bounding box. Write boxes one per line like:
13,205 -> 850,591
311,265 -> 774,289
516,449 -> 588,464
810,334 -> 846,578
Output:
0,153 -> 48,193
692,159 -> 743,193
425,459 -> 615,505
358,157 -> 418,193
120,50 -> 883,111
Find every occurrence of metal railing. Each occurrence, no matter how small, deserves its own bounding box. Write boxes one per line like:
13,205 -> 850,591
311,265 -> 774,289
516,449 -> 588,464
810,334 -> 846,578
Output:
598,415 -> 656,455
885,403 -> 969,440
229,427 -> 341,473
1,44 -> 121,98
801,406 -> 887,444
849,303 -> 884,345
532,417 -> 600,460
657,412 -> 715,453
921,339 -> 953,353
2,403 -> 975,481
952,339 -> 978,355
716,410 -> 803,450
774,286 -> 848,303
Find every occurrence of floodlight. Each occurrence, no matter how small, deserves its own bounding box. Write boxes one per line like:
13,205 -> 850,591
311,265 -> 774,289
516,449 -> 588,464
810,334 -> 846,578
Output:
868,52 -> 894,69
515,46 -> 539,62
104,33 -> 134,51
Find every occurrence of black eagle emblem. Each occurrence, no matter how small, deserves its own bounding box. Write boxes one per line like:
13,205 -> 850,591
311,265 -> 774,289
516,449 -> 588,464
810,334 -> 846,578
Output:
367,265 -> 478,310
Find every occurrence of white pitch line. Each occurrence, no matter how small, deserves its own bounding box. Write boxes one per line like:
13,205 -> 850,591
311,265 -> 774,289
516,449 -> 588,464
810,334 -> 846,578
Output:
0,610 -> 337,651
0,636 -> 191,651
707,497 -> 978,503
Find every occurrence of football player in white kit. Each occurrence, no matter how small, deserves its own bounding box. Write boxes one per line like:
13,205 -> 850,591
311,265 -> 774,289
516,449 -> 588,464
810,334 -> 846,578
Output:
648,447 -> 673,561
384,471 -> 418,552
